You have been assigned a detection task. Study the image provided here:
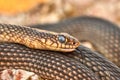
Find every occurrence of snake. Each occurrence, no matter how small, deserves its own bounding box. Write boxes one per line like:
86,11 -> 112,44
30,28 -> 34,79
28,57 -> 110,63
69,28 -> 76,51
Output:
0,16 -> 120,80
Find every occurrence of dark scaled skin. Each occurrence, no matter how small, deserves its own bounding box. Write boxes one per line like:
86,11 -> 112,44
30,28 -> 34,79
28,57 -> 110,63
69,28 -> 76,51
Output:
0,43 -> 120,79
64,46 -> 120,80
0,43 -> 98,80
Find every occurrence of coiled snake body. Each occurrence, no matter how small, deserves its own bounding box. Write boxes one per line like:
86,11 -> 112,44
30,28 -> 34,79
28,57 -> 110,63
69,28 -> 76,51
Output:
0,16 -> 120,80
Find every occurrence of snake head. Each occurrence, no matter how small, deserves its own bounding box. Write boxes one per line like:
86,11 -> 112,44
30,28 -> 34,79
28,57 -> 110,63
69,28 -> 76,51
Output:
32,30 -> 80,52
55,33 -> 80,52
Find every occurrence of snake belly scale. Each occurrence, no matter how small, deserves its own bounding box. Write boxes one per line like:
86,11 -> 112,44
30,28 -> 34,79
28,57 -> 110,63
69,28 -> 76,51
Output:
0,16 -> 120,80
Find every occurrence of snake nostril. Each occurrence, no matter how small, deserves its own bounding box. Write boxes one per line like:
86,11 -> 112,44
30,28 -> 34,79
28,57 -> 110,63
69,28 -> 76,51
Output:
73,42 -> 76,45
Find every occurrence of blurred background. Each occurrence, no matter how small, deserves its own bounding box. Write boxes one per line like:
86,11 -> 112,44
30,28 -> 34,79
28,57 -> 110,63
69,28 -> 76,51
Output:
0,0 -> 119,26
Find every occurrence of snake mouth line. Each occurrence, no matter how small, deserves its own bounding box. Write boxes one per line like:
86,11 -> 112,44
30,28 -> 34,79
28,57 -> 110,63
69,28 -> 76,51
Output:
42,43 -> 76,52
55,48 -> 75,52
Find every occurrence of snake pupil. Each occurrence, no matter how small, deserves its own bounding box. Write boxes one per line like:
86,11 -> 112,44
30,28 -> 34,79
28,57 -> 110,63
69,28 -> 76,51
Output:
58,35 -> 66,43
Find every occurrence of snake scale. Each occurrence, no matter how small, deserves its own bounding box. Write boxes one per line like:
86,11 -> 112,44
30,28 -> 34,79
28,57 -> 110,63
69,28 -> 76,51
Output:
0,16 -> 120,80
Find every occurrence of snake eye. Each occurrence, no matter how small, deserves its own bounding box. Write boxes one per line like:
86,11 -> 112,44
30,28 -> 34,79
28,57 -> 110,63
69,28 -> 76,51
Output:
58,35 -> 66,43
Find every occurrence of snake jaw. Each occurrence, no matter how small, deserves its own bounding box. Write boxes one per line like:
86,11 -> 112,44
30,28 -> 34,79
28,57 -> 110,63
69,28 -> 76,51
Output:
56,48 -> 76,52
